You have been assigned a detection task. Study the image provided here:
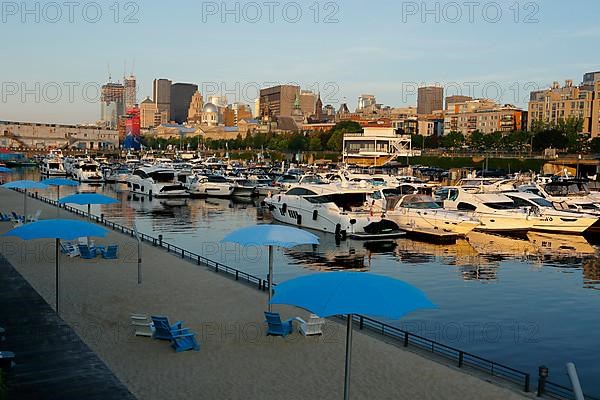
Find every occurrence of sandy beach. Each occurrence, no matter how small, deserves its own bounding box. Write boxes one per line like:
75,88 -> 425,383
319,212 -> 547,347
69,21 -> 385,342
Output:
0,187 -> 530,400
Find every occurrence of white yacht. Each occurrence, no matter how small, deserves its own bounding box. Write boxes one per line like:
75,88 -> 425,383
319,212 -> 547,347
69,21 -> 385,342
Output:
225,175 -> 258,197
127,166 -> 187,197
264,184 -> 402,238
436,187 -> 534,232
40,156 -> 67,176
503,191 -> 598,234
71,158 -> 104,182
104,164 -> 131,183
368,190 -> 480,236
247,174 -> 281,196
186,174 -> 235,198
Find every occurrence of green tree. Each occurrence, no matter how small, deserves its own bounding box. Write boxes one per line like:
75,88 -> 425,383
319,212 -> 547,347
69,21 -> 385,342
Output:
326,121 -> 363,151
469,131 -> 485,149
441,131 -> 465,148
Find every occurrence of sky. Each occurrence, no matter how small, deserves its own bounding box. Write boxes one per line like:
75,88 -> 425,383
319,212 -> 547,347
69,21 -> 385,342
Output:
1,0 -> 599,124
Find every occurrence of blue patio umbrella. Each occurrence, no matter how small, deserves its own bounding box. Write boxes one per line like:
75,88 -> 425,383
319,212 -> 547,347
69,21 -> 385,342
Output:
221,224 -> 319,311
2,219 -> 108,314
0,167 -> 13,173
58,193 -> 119,220
271,272 -> 436,400
42,178 -> 79,217
2,180 -> 49,222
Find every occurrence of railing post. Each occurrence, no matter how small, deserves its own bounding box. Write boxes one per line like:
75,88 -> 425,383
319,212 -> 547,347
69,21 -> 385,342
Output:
537,366 -> 548,397
258,280 -> 262,290
524,373 -> 530,393
100,213 -> 104,222
197,255 -> 201,265
458,351 -> 464,368
182,248 -> 185,258
235,271 -> 239,281
404,331 -> 409,347
359,316 -> 364,330
158,234 -> 163,248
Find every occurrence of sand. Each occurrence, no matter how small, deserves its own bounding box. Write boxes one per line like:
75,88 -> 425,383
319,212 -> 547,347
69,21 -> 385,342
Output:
0,187 -> 530,399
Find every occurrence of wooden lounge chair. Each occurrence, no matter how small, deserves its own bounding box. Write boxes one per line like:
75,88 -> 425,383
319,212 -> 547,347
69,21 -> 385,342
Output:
264,311 -> 295,337
296,314 -> 325,336
130,313 -> 154,337
150,316 -> 184,340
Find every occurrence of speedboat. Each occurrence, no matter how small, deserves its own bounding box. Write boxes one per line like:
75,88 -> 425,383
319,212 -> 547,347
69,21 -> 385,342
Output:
264,183 -> 403,238
127,166 -> 188,198
436,187 -> 534,233
368,190 -> 479,237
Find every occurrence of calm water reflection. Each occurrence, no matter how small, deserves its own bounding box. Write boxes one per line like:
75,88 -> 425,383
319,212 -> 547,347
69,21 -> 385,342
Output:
7,169 -> 600,394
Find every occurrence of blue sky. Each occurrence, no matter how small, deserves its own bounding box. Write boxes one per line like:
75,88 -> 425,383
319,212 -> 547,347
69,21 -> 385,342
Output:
1,0 -> 599,124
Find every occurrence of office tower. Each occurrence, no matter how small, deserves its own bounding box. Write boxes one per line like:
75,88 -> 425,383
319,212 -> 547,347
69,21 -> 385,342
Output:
417,86 -> 444,115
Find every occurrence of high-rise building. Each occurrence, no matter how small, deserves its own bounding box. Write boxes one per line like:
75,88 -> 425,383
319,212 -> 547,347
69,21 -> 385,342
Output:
357,94 -> 376,111
417,86 -> 444,115
253,98 -> 261,118
300,90 -> 317,116
445,95 -> 473,111
528,77 -> 600,137
124,75 -> 137,110
100,82 -> 125,128
153,78 -> 172,121
140,97 -> 157,129
259,85 -> 300,118
170,83 -> 198,124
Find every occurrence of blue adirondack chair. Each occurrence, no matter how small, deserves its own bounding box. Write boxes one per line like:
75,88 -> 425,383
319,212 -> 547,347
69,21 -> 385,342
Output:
100,245 -> 118,259
0,213 -> 11,222
170,329 -> 200,352
264,312 -> 295,337
151,316 -> 184,340
11,212 -> 23,223
78,244 -> 97,259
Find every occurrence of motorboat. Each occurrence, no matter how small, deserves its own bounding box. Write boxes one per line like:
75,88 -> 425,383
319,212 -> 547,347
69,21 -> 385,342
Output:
368,190 -> 480,237
225,175 -> 258,197
186,174 -> 235,198
104,164 -> 131,183
40,156 -> 67,176
502,191 -> 598,234
127,166 -> 188,197
264,183 -> 403,238
435,187 -> 534,232
71,158 -> 104,183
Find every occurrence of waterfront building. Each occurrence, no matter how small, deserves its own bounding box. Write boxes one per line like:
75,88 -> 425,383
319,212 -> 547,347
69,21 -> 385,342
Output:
342,126 -> 417,167
417,86 -> 444,115
259,85 -> 301,118
153,78 -> 172,121
528,74 -> 600,137
300,90 -> 318,117
140,97 -> 167,129
201,103 -> 220,126
0,120 -> 118,150
444,99 -> 527,135
224,103 -> 252,127
170,83 -> 198,124
253,98 -> 261,118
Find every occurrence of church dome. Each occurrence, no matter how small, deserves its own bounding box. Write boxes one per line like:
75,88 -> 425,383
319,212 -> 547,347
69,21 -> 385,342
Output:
203,103 -> 218,113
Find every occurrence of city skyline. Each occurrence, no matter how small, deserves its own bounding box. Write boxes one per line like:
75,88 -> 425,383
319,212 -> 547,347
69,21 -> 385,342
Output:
1,0 -> 600,124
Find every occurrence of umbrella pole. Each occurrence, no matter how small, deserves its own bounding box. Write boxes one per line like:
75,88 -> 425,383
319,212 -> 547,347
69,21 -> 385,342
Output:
343,314 -> 354,400
57,186 -> 60,217
23,188 -> 27,223
268,245 -> 273,312
88,204 -> 91,221
55,238 -> 60,314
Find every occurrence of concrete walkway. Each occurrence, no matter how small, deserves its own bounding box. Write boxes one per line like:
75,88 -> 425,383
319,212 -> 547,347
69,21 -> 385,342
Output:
0,188 -> 529,399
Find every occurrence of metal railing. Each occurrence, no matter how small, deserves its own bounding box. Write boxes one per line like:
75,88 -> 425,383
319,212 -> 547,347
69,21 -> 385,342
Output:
15,189 -> 600,399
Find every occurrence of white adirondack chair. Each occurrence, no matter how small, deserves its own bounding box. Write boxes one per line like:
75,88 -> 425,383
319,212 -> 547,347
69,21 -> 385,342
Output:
130,313 -> 155,337
296,314 -> 325,336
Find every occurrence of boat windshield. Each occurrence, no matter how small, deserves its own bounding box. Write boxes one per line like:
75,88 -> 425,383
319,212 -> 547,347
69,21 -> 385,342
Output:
531,198 -> 553,207
399,195 -> 441,209
484,202 -> 519,210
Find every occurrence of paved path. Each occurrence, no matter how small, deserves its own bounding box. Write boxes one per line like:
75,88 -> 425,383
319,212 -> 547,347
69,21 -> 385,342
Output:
0,187 -> 530,399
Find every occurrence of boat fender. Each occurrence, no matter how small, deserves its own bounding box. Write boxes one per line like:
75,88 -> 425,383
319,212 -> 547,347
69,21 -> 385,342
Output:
268,191 -> 272,197
335,223 -> 342,237
349,219 -> 356,225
